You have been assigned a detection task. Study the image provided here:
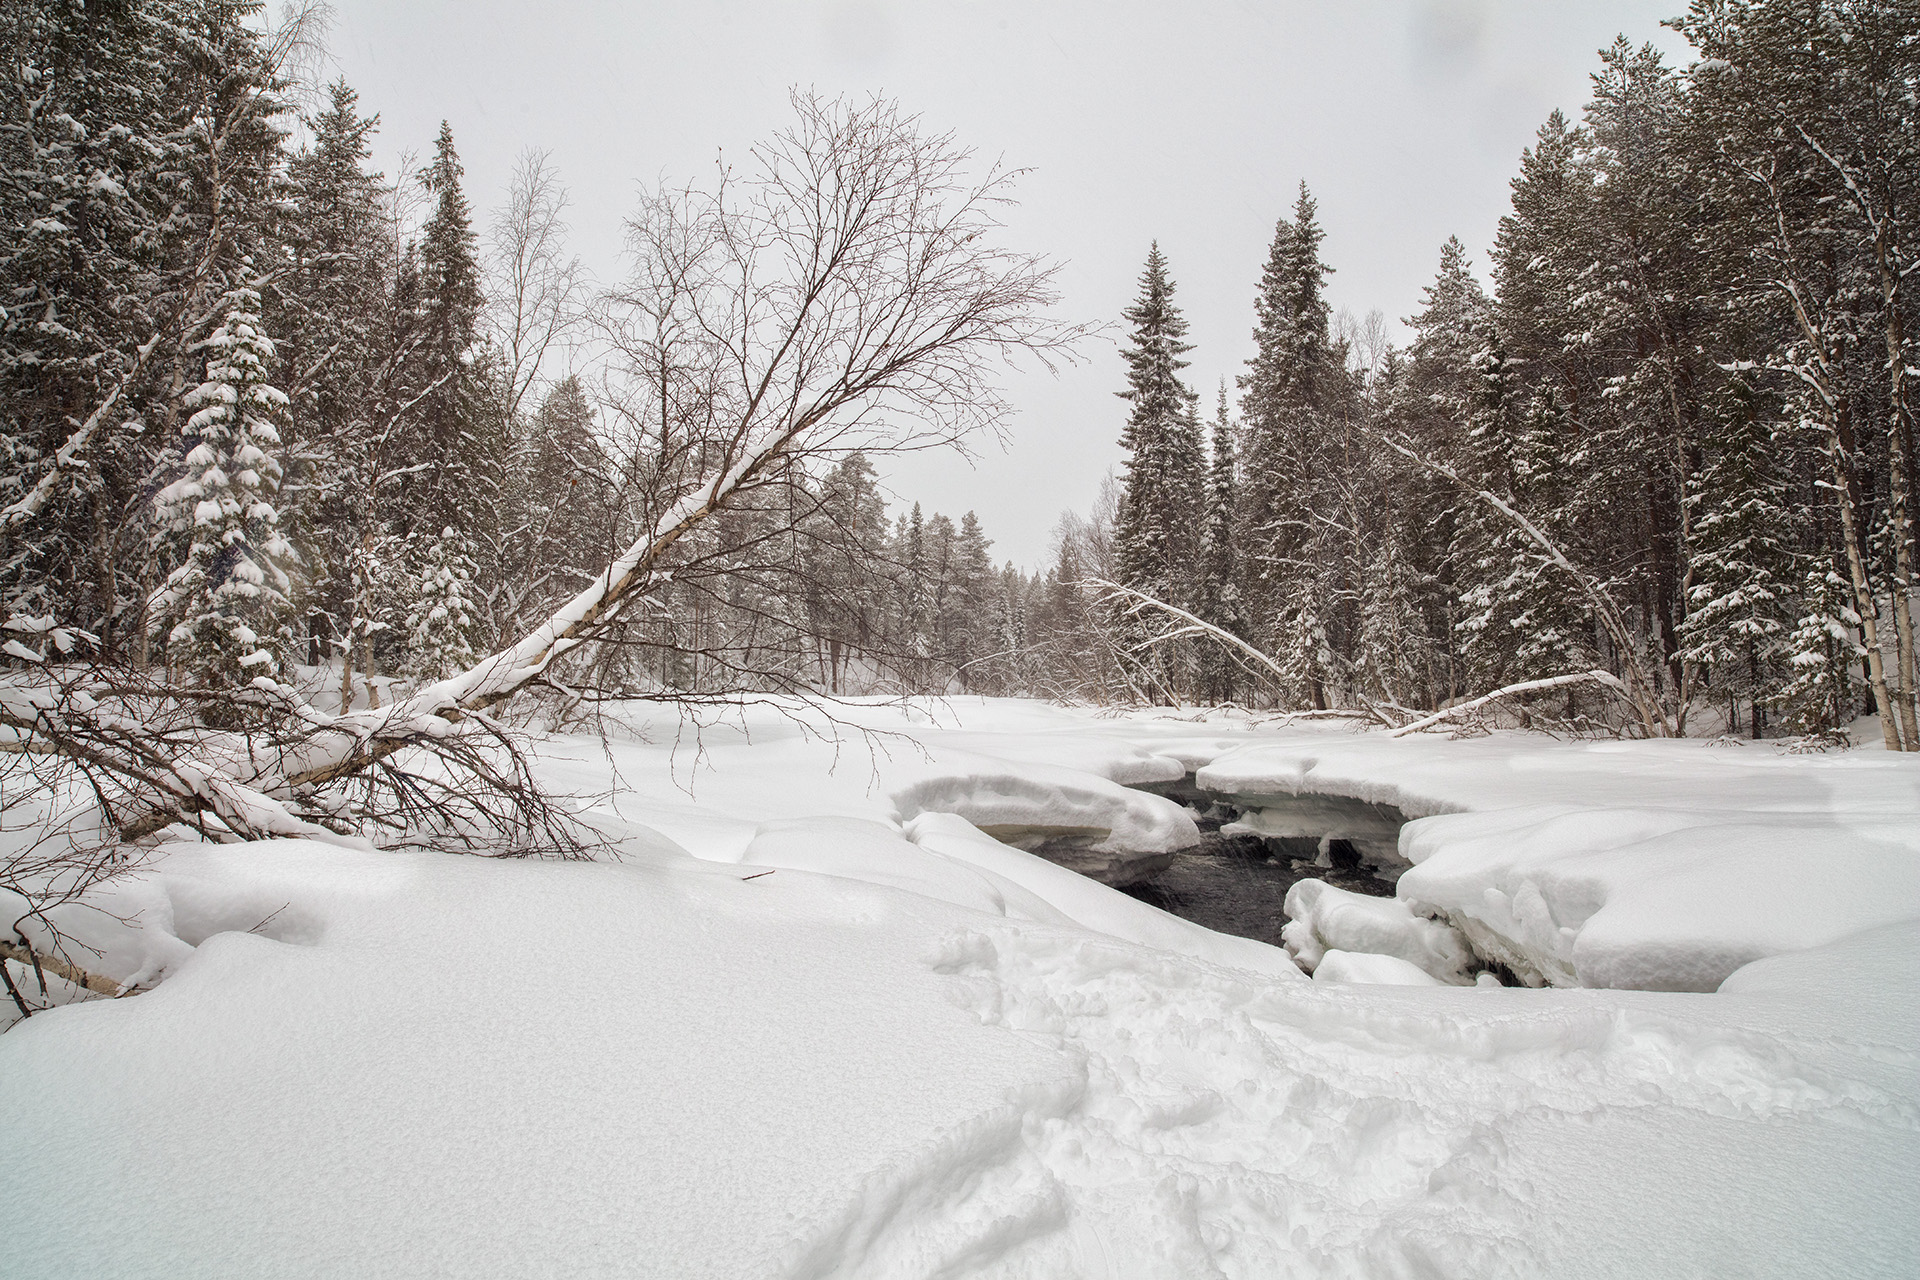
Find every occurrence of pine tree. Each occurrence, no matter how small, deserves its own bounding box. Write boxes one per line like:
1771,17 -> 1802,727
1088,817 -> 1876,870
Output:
148,284 -> 294,697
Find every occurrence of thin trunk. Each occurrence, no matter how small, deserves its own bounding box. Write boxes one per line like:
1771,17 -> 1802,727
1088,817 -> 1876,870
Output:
1877,252 -> 1919,748
1828,411 -> 1900,749
363,635 -> 380,711
338,630 -> 357,714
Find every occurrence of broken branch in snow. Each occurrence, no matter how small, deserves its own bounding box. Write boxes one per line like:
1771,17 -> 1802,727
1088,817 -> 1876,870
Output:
1370,432 -> 1673,738
0,940 -> 121,1000
1088,579 -> 1298,701
1387,671 -> 1632,737
272,92 -> 1081,795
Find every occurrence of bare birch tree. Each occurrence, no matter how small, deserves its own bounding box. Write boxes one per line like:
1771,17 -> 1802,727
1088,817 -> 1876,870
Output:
3,92 -> 1084,837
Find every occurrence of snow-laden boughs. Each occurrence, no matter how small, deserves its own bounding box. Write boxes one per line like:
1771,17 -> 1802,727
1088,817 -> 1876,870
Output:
405,525 -> 479,682
1678,378 -> 1797,735
148,285 -> 294,696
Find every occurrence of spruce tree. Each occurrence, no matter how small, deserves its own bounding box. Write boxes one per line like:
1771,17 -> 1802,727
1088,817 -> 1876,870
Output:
148,284 -> 295,698
1196,383 -> 1246,701
1678,377 -> 1796,735
405,524 -> 479,681
1238,184 -> 1336,660
278,78 -> 389,669
1114,244 -> 1204,607
407,121 -> 492,537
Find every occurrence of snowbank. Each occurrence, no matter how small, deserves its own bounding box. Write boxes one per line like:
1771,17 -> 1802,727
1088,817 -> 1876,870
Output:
1282,878 -> 1476,983
1204,730 -> 1920,990
5,699 -> 1916,1276
1311,948 -> 1446,986
1398,806 -> 1920,990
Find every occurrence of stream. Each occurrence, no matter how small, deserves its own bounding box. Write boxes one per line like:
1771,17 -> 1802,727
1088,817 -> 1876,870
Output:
1118,779 -> 1405,949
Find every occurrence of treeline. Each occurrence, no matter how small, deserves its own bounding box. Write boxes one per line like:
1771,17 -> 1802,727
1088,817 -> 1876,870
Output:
8,2 -> 1916,741
1087,3 -> 1919,746
0,1 -> 1052,708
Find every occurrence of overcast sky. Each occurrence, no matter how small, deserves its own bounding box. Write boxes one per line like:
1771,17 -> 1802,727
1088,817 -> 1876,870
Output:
320,1 -> 1692,569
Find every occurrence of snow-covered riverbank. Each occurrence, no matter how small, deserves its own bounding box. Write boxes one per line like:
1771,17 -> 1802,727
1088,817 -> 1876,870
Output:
4,698 -> 1916,1277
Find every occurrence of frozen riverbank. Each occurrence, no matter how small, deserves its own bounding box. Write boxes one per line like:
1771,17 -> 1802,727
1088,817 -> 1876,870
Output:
4,698 -> 1916,1277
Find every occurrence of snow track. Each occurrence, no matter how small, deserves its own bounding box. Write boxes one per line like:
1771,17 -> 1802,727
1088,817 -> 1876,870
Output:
860,924 -> 1918,1279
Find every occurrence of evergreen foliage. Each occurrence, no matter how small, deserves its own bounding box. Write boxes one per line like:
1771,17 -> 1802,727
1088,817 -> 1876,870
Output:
148,285 -> 294,693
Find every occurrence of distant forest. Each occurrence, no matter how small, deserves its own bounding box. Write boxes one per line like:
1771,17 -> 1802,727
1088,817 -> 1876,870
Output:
3,1 -> 1915,750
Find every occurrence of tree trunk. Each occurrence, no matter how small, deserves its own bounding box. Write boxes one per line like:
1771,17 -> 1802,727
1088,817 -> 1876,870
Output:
1828,402 -> 1902,749
1876,243 -> 1919,748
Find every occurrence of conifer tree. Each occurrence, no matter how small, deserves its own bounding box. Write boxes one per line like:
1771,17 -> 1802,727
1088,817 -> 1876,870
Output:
405,524 -> 479,681
278,78 -> 389,667
1114,244 -> 1204,607
1196,384 -> 1247,701
407,122 -> 493,537
148,284 -> 294,696
1238,184 -> 1336,652
1679,377 -> 1796,734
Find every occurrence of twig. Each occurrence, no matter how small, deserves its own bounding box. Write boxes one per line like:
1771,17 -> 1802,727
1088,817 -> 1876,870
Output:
0,940 -> 121,997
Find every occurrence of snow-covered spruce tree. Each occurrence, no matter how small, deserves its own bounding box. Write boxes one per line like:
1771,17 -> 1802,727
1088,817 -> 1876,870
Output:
1196,384 -> 1248,702
1115,244 -> 1204,607
276,79 -> 393,674
2,0 -> 296,648
1680,0 -> 1920,750
1452,341 -> 1595,697
1677,378 -> 1796,736
405,525 -> 479,682
403,122 -> 496,539
1113,243 -> 1204,697
148,285 -> 295,704
950,512 -> 996,690
1238,184 -> 1339,691
1779,563 -> 1865,740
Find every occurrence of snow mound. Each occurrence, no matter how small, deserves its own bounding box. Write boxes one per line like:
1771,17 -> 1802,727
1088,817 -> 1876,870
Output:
1199,730 -> 1920,992
1283,878 -> 1476,983
888,752 -> 1198,872
1398,807 -> 1920,990
1312,948 -> 1447,986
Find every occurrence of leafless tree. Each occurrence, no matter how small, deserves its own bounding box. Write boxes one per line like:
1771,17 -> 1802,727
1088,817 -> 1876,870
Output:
487,149 -> 588,422
3,92 -> 1085,846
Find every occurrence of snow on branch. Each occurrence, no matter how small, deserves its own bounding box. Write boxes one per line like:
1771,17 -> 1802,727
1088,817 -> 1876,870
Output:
1387,671 -> 1630,737
273,92 -> 1083,794
1370,432 -> 1673,738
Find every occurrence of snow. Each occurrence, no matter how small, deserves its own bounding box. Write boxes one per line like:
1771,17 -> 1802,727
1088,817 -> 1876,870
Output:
1310,948 -> 1446,986
1281,878 -> 1476,983
1200,728 -> 1920,991
3,698 -> 1917,1276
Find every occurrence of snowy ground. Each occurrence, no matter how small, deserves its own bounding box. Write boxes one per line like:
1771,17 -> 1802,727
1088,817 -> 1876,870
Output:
3,698 -> 1916,1277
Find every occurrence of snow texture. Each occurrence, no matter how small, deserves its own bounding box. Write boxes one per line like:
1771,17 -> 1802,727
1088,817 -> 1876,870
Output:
1203,728 -> 1920,990
1282,878 -> 1476,983
3,699 -> 1917,1277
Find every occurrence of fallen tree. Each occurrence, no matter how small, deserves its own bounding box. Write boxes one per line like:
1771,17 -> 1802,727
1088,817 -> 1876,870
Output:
1,92 -> 1081,856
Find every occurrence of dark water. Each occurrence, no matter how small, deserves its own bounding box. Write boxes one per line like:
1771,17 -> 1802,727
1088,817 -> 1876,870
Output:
1118,782 -> 1403,949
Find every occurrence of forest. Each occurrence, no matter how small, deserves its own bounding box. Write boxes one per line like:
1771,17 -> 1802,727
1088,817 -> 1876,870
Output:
2,0 -> 1917,864
3,5 -> 1918,1273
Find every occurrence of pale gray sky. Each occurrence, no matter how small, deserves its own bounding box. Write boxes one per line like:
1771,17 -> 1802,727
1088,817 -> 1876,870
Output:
320,1 -> 1691,568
